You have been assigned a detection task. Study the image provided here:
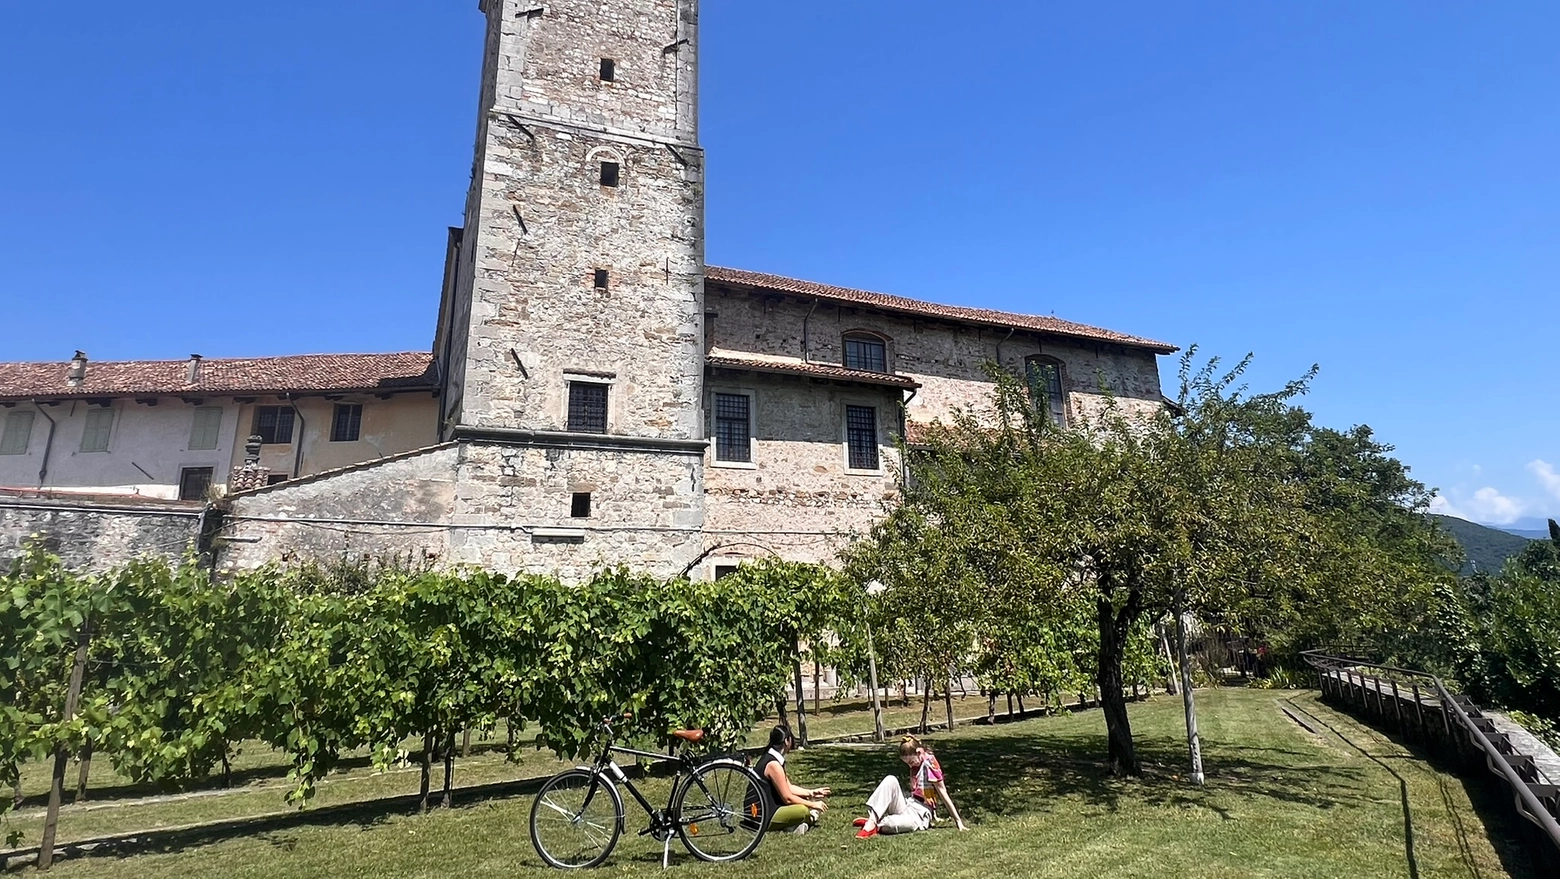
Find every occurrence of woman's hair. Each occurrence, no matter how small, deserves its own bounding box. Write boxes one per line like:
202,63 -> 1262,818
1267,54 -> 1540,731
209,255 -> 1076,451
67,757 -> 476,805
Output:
768,725 -> 794,752
898,734 -> 926,758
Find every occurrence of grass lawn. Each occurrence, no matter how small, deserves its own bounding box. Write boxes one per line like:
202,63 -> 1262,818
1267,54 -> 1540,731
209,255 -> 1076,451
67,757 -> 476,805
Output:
4,689 -> 1539,878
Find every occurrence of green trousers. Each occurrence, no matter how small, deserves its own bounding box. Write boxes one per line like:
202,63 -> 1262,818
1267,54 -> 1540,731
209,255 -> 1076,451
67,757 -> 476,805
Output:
770,803 -> 814,831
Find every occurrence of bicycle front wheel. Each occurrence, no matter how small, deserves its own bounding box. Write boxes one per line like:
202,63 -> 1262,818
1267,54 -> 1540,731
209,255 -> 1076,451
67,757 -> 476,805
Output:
529,768 -> 624,869
673,760 -> 768,862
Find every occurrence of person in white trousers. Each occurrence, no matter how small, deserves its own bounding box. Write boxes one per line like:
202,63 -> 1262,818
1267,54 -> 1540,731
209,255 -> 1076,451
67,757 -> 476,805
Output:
855,734 -> 968,837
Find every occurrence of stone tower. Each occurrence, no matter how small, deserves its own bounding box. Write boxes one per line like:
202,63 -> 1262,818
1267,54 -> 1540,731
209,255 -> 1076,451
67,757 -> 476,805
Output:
427,0 -> 708,578
438,0 -> 705,441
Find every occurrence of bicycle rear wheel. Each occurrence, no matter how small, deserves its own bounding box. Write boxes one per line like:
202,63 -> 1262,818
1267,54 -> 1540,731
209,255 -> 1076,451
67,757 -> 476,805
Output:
529,768 -> 624,869
673,760 -> 768,862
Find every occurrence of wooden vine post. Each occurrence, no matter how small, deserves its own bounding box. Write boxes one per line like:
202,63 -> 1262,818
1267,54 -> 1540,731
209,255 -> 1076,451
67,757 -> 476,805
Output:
38,617 -> 91,871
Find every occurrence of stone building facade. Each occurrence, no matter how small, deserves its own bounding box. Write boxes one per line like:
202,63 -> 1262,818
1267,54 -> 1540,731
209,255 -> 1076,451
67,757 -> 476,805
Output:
1,0 -> 1176,576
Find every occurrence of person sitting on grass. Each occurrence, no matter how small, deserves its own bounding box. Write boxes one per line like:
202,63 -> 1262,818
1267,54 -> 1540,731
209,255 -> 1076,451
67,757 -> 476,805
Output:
854,734 -> 968,838
753,725 -> 830,834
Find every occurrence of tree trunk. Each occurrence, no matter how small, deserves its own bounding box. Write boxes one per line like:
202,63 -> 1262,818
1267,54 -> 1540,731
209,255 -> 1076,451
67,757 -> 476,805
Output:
944,681 -> 955,731
222,749 -> 233,789
39,618 -> 91,871
775,696 -> 790,731
792,656 -> 808,746
1007,693 -> 1015,718
1173,608 -> 1205,785
1157,621 -> 1178,695
919,687 -> 932,733
442,731 -> 456,808
418,731 -> 434,814
987,691 -> 996,723
1017,694 -> 1025,714
75,738 -> 93,802
1097,599 -> 1140,777
461,728 -> 472,759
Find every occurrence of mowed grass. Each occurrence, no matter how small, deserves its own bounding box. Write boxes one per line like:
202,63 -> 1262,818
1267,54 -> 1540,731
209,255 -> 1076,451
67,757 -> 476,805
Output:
4,689 -> 1540,879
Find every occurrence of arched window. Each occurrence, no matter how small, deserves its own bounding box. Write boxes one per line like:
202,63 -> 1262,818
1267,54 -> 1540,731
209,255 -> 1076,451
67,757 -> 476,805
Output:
1025,355 -> 1067,427
842,332 -> 889,373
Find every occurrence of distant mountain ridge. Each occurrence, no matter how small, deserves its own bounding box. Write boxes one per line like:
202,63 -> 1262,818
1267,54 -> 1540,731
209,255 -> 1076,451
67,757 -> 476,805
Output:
1504,529 -> 1551,540
1432,515 -> 1534,575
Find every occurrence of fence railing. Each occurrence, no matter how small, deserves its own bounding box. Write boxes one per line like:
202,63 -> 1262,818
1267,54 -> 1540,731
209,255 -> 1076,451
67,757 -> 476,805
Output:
1302,650 -> 1560,870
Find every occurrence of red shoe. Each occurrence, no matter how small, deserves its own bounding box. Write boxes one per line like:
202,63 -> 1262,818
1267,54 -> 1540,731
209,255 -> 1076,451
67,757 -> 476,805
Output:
855,827 -> 878,840
852,818 -> 868,827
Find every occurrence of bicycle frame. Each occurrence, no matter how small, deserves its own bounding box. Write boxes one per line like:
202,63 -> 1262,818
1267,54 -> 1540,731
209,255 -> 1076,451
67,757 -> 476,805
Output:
588,736 -> 700,839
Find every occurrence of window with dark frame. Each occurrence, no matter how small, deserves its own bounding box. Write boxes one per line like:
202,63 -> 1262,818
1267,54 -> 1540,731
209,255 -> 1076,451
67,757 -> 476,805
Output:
330,404 -> 363,442
571,492 -> 592,518
843,335 -> 889,373
266,474 -> 290,486
846,405 -> 879,470
713,393 -> 751,463
178,467 -> 214,502
253,406 -> 295,444
593,269 -> 610,290
600,161 -> 620,187
1025,357 -> 1067,427
0,410 -> 34,455
599,58 -> 616,82
714,565 -> 739,580
567,382 -> 609,433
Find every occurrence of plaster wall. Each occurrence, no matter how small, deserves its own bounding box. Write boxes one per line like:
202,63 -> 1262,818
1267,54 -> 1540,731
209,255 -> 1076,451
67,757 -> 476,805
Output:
0,399 -> 242,499
227,394 -> 438,481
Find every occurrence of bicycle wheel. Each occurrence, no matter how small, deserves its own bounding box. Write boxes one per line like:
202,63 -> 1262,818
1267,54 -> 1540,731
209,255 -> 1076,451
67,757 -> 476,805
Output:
673,760 -> 768,862
529,768 -> 624,869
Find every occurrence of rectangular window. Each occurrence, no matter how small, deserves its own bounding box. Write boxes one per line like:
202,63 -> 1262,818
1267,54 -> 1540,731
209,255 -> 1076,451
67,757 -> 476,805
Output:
178,467 -> 214,502
0,410 -> 34,455
593,269 -> 610,290
714,565 -> 739,580
571,492 -> 592,518
600,161 -> 620,188
567,382 -> 609,434
189,406 -> 223,450
600,58 -> 616,82
330,404 -> 363,442
266,473 -> 290,486
1026,358 -> 1067,427
714,393 -> 752,463
844,337 -> 888,373
254,406 -> 295,444
80,408 -> 114,453
846,405 -> 879,471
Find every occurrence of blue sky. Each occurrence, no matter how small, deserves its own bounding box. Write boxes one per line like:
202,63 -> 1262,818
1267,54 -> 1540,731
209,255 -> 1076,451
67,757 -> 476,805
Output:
1,2 -> 1556,526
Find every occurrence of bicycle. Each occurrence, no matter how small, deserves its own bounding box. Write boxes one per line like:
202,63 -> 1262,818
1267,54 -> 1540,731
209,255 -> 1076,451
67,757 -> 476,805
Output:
529,716 -> 770,869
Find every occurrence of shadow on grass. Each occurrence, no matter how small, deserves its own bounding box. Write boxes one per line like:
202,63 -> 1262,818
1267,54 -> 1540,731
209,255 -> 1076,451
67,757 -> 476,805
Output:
796,724 -> 1375,825
1286,696 -> 1543,879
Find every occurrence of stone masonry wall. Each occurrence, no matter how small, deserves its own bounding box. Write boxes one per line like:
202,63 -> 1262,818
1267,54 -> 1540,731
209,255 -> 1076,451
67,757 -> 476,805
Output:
448,442 -> 704,581
700,374 -> 903,573
460,123 -> 705,438
0,493 -> 202,572
217,445 -> 461,570
706,286 -> 1167,427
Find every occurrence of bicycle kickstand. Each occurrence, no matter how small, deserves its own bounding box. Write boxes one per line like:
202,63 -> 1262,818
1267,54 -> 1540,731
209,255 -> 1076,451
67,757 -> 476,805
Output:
661,832 -> 672,870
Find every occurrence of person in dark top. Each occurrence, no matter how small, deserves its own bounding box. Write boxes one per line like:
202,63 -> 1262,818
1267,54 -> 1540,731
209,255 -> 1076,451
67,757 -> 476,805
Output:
753,725 -> 830,834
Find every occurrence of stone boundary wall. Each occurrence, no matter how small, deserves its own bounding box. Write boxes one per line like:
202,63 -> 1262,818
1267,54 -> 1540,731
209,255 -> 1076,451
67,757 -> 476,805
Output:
0,492 -> 204,571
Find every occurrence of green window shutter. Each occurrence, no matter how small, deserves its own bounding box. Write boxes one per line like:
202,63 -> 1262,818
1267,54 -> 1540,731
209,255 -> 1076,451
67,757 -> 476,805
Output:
0,411 -> 34,455
189,406 -> 223,450
81,408 -> 114,452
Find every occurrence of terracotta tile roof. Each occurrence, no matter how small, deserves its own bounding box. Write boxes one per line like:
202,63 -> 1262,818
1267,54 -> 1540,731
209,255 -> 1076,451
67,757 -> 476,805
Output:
707,266 -> 1177,355
0,352 -> 438,401
706,355 -> 921,389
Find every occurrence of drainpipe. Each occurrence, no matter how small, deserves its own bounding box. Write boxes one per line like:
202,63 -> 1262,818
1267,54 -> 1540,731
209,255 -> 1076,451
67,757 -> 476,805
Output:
34,404 -> 58,486
289,397 -> 307,480
801,299 -> 820,363
994,328 -> 1015,369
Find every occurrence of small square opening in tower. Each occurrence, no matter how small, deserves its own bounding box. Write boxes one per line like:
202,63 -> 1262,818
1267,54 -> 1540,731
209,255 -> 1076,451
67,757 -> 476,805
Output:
571,492 -> 592,518
593,269 -> 609,290
600,161 -> 620,188
600,58 -> 616,82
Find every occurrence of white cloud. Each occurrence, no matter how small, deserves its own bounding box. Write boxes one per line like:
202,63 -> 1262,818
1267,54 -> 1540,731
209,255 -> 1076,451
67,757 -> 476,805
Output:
1529,460 -> 1560,503
1432,487 -> 1527,525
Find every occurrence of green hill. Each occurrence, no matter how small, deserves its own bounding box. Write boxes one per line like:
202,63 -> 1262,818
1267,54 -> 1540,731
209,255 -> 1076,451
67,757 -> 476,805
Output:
1432,514 -> 1535,575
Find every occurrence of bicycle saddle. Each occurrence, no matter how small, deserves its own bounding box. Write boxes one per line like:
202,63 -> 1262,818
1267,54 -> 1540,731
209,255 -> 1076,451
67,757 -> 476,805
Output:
671,729 -> 706,744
